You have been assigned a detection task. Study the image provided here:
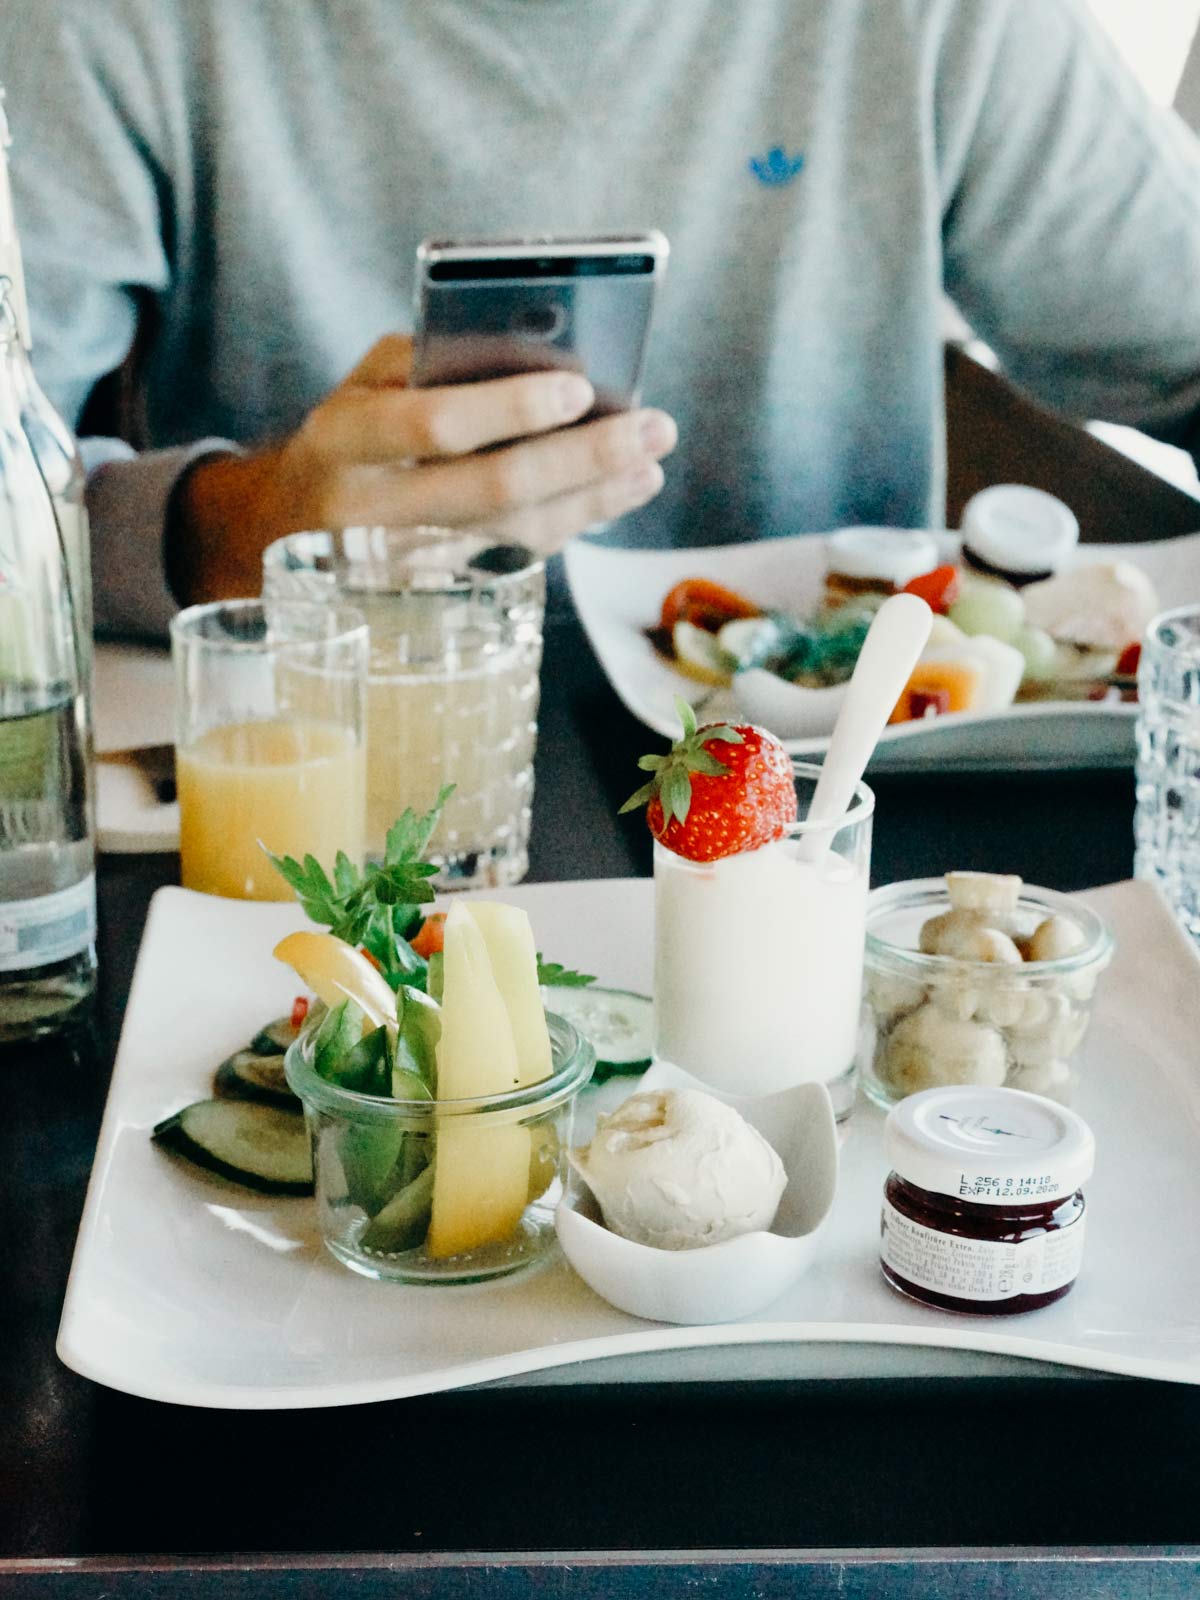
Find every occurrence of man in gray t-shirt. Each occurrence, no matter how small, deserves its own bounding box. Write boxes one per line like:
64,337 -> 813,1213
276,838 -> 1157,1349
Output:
5,0 -> 1200,635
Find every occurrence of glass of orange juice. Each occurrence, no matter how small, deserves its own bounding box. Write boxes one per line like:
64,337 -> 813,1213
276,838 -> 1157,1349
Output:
170,599 -> 368,900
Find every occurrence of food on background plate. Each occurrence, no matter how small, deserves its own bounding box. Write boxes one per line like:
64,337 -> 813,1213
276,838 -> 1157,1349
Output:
1021,561 -> 1160,657
624,702 -> 868,1101
569,1086 -> 786,1250
660,577 -> 762,633
652,528 -> 1157,725
860,870 -> 1114,1108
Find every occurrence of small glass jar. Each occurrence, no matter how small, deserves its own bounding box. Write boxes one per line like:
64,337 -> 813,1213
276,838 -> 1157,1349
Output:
285,1011 -> 594,1284
823,528 -> 939,610
880,1084 -> 1095,1316
859,878 -> 1114,1109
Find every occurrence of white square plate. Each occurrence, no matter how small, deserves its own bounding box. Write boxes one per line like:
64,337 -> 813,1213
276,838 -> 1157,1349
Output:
564,531 -> 1200,770
58,877 -> 1200,1407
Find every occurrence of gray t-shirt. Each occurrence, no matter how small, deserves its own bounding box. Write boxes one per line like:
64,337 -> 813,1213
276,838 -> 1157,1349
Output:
5,0 -> 1200,635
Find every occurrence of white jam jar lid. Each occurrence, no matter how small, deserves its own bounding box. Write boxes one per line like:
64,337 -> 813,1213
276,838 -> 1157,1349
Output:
825,528 -> 939,588
885,1085 -> 1095,1206
960,485 -> 1080,577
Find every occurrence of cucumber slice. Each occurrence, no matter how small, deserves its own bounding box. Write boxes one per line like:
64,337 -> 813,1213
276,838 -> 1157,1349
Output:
213,1048 -> 299,1109
153,1100 -> 313,1195
249,1015 -> 301,1056
542,986 -> 653,1081
359,1163 -> 435,1253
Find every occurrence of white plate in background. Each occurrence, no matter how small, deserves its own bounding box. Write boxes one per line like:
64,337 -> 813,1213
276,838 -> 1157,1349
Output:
94,642 -> 179,853
57,875 -> 1200,1407
564,531 -> 1200,770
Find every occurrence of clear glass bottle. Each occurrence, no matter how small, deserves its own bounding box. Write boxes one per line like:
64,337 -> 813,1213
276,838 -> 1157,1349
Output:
0,88 -> 92,679
0,282 -> 96,1044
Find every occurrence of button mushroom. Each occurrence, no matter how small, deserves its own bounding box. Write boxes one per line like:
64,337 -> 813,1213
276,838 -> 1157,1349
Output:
945,871 -> 1023,916
883,1002 -> 1008,1095
918,910 -> 1024,965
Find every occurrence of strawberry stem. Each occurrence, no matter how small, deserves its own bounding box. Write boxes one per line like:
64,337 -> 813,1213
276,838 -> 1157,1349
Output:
619,701 -> 746,820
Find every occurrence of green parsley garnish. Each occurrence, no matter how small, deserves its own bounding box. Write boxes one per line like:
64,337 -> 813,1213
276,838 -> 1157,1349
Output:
266,786 -> 452,992
266,784 -> 594,995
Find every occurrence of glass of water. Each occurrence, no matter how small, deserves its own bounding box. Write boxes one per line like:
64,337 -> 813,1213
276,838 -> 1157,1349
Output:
262,529 -> 545,890
1134,605 -> 1200,944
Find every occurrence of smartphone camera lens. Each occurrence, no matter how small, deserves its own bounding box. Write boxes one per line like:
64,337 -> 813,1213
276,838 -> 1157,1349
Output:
511,303 -> 566,340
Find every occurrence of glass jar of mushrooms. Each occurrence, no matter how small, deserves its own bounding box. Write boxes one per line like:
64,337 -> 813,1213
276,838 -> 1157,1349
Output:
859,872 -> 1113,1110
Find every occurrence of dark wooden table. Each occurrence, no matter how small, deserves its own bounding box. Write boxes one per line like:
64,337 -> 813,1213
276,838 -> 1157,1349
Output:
3,611 -> 1199,1598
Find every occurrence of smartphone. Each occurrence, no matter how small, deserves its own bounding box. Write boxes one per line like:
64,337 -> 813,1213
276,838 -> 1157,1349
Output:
411,231 -> 669,417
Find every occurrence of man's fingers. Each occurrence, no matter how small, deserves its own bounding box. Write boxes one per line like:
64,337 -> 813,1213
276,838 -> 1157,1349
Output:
401,406 -> 677,520
306,370 -> 598,464
316,405 -> 676,528
478,461 -> 667,555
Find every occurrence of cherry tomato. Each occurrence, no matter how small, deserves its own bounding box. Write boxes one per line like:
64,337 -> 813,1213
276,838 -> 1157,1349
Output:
902,564 -> 961,615
1115,642 -> 1141,678
660,578 -> 761,634
908,688 -> 951,720
410,912 -> 447,960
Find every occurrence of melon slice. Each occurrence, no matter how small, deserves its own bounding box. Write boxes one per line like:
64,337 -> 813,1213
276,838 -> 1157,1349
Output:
427,903 -> 531,1259
462,902 -> 552,1087
272,930 -> 397,1031
427,1123 -> 532,1259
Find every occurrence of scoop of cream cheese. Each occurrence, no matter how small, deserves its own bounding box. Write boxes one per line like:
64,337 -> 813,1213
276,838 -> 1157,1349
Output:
569,1088 -> 787,1251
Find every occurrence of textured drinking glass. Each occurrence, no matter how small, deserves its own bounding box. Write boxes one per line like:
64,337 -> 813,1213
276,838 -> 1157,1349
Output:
652,762 -> 874,1121
1135,605 -> 1200,944
262,529 -> 545,889
171,599 -> 368,901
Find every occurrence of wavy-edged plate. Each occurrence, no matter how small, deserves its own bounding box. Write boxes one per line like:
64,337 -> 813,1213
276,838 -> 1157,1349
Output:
56,876 -> 1200,1405
564,530 -> 1200,770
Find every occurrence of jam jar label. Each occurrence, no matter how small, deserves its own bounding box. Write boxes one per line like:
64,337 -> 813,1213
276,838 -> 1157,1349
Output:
880,1200 -> 1086,1304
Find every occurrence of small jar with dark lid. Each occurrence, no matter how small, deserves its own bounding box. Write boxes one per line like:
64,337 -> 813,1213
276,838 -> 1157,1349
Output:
959,485 -> 1079,586
880,1085 -> 1095,1316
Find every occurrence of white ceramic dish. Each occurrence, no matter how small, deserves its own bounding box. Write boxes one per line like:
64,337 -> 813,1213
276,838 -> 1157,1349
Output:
556,1062 -> 838,1325
564,530 -> 1200,770
57,876 -> 1200,1407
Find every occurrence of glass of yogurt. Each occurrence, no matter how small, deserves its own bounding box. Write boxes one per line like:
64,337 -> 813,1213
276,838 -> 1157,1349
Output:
652,762 -> 873,1119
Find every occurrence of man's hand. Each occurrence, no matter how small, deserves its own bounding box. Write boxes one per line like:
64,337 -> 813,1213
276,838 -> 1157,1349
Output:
168,334 -> 677,604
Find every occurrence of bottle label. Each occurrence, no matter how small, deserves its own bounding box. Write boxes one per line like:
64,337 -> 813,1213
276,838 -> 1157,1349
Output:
881,1198 -> 1085,1303
0,876 -> 96,971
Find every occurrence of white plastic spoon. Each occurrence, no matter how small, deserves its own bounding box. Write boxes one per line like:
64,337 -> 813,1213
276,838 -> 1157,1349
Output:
797,592 -> 932,863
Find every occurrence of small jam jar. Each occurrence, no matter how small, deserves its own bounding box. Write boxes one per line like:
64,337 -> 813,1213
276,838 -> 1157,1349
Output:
880,1085 -> 1095,1316
823,528 -> 939,609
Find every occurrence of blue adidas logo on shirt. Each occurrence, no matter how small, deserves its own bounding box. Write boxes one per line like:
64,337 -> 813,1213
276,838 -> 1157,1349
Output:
749,146 -> 805,186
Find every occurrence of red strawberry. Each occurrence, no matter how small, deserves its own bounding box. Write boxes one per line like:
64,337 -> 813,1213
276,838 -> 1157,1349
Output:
621,700 -> 797,862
